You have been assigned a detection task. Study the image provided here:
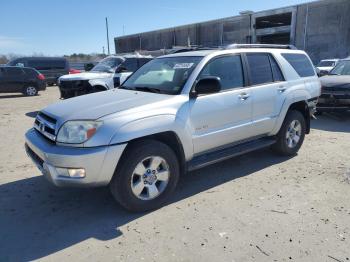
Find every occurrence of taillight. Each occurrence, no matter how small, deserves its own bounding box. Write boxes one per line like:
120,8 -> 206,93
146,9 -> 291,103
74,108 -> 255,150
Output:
69,69 -> 81,74
37,74 -> 45,80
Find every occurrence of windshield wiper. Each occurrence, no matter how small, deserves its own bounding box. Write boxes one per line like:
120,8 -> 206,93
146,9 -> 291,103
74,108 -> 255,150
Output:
119,85 -> 135,90
134,86 -> 162,93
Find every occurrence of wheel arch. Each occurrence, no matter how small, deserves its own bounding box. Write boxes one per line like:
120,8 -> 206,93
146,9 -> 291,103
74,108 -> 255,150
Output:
116,131 -> 187,176
272,99 -> 311,135
287,101 -> 310,134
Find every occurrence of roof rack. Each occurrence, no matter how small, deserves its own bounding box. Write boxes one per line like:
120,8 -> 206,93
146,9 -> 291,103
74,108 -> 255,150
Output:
225,44 -> 297,50
169,46 -> 219,54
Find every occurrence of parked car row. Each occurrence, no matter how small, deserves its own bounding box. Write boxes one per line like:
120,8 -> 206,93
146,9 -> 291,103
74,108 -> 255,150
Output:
7,57 -> 70,86
25,44 -> 321,211
1,52 -> 350,115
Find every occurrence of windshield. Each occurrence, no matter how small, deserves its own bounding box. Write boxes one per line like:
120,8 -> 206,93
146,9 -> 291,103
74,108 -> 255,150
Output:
91,57 -> 123,73
329,60 -> 350,75
120,56 -> 203,95
317,61 -> 335,67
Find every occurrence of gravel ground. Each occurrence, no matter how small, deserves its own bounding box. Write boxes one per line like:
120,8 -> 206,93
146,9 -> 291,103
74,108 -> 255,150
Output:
0,87 -> 349,262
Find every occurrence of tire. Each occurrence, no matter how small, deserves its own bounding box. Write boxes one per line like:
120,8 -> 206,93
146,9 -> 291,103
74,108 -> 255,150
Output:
272,110 -> 306,156
110,140 -> 180,212
23,86 -> 38,96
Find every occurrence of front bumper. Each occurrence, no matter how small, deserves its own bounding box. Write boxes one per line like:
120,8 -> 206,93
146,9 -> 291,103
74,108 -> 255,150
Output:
317,93 -> 350,112
25,128 -> 127,187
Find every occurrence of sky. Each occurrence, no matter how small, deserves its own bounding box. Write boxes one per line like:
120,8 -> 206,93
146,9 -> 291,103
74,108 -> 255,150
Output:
0,0 -> 310,56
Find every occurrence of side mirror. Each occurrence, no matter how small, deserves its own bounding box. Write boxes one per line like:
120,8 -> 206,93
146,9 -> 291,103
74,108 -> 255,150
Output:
191,77 -> 221,98
116,66 -> 128,73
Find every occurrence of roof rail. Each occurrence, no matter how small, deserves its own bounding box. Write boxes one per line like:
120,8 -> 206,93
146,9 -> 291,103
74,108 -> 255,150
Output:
225,44 -> 298,50
169,46 -> 219,54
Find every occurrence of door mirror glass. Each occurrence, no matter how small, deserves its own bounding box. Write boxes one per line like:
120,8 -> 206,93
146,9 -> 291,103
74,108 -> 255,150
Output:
193,77 -> 221,97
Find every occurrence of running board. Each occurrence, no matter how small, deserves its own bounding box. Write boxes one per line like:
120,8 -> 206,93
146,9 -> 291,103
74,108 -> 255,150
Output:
188,137 -> 276,171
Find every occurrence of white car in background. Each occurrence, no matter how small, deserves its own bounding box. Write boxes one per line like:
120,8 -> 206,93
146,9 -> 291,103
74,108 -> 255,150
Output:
316,59 -> 339,76
58,54 -> 152,99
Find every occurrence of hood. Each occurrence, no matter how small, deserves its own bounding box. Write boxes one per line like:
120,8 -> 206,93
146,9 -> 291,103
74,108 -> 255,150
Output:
317,66 -> 333,71
59,71 -> 113,81
320,75 -> 350,88
41,89 -> 173,125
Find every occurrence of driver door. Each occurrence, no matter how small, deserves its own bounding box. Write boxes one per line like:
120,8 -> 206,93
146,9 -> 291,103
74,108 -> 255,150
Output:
189,54 -> 253,154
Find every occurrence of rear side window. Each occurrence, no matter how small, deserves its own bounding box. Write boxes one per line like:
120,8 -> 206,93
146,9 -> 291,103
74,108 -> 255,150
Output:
121,58 -> 138,72
246,53 -> 273,85
269,55 -> 284,82
282,53 -> 315,77
138,58 -> 152,68
199,55 -> 244,91
6,67 -> 25,76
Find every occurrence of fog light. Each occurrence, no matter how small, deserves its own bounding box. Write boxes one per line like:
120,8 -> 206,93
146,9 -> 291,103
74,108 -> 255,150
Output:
56,167 -> 86,178
68,168 -> 86,178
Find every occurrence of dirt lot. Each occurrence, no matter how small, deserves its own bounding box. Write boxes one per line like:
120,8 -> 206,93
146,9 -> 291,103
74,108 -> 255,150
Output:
0,87 -> 349,262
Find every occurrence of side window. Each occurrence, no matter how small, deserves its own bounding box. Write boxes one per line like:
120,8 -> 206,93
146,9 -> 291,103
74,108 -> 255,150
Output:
199,55 -> 244,91
122,58 -> 138,72
269,55 -> 284,82
138,58 -> 152,68
246,53 -> 273,85
6,67 -> 24,76
282,53 -> 315,77
0,68 -> 5,77
27,60 -> 65,70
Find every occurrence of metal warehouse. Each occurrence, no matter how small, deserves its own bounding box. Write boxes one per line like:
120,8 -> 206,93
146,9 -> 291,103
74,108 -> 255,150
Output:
114,0 -> 350,63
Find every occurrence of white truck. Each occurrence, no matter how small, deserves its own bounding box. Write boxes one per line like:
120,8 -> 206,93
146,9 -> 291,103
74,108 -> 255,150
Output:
58,54 -> 152,99
25,44 -> 321,212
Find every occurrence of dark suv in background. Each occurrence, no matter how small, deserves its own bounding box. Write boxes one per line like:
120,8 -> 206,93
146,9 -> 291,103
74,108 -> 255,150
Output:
7,57 -> 69,86
0,66 -> 46,96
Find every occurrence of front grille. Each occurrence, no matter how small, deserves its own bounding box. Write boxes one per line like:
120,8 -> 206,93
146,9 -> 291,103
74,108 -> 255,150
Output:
59,80 -> 93,98
34,112 -> 57,141
25,144 -> 44,168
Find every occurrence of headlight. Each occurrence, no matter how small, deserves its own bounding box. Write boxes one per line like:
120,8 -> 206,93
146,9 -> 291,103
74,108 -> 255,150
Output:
56,121 -> 102,144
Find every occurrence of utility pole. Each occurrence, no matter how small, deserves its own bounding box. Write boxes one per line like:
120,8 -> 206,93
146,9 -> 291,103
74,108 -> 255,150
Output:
102,46 -> 105,55
105,17 -> 110,55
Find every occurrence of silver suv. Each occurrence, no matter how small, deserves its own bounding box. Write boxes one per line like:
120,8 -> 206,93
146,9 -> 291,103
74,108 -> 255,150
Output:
25,45 -> 321,212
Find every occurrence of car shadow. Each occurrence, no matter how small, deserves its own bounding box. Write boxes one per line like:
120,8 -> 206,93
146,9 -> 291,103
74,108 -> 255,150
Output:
0,94 -> 26,99
25,111 -> 39,118
311,112 -> 350,133
0,94 -> 41,99
0,148 -> 291,261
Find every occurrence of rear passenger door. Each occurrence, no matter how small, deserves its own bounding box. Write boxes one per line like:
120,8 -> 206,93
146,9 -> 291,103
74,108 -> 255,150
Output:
244,53 -> 286,136
190,54 -> 253,154
3,67 -> 26,92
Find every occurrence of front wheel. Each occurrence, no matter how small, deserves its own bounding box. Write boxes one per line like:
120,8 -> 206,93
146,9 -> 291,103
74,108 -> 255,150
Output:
272,110 -> 306,156
110,140 -> 180,212
23,86 -> 38,96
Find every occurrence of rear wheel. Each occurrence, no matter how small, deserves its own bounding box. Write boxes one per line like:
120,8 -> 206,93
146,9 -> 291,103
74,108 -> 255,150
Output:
23,86 -> 38,96
272,110 -> 306,156
110,140 -> 180,212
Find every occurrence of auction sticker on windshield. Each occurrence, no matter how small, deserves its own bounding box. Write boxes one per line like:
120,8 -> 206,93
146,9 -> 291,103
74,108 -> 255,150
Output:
173,63 -> 194,69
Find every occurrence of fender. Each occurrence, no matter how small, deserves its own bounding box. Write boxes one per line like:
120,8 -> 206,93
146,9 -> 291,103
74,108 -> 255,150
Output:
270,88 -> 312,135
109,114 -> 194,160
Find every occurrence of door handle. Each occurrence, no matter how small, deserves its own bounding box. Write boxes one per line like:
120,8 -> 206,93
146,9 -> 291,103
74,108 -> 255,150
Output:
238,93 -> 250,100
277,86 -> 287,93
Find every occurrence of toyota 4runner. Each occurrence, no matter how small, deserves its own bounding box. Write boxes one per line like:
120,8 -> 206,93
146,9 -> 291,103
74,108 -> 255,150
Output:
25,44 -> 321,212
